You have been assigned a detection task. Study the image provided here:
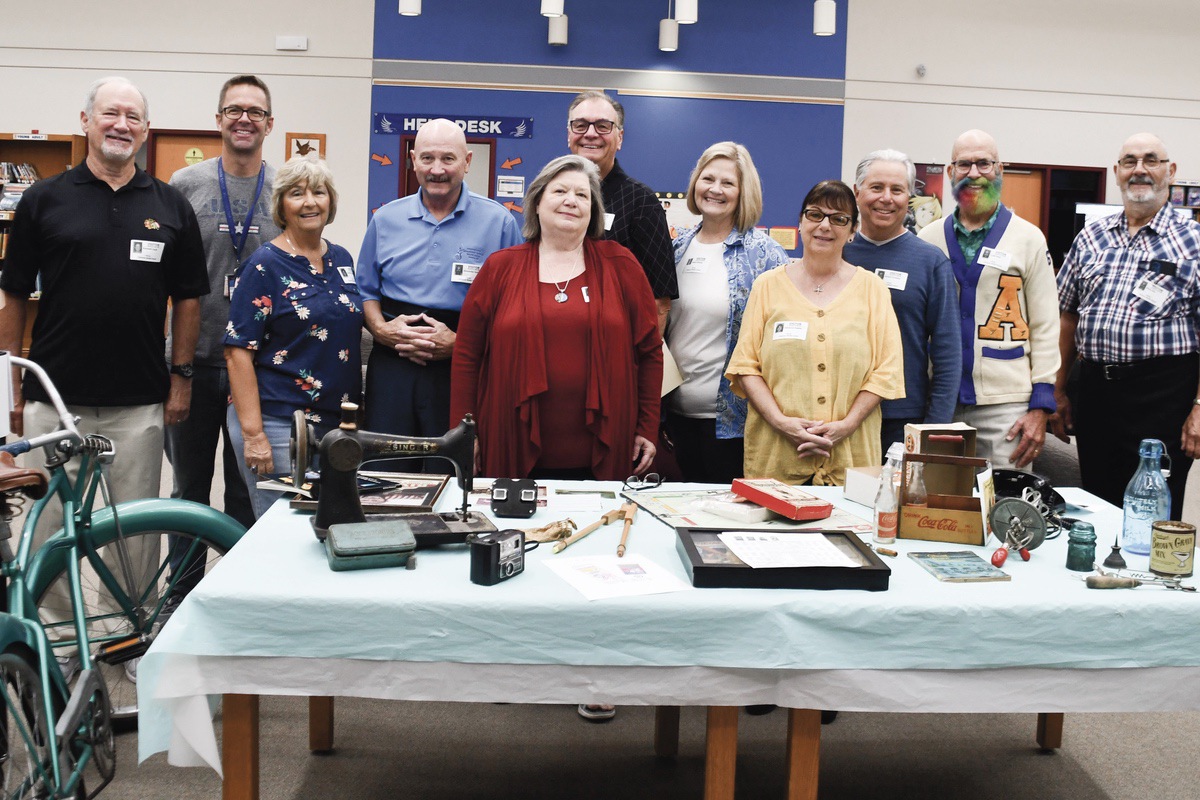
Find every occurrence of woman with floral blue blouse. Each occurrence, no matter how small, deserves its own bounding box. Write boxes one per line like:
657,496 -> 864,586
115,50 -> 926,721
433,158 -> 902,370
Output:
665,142 -> 789,483
225,157 -> 363,518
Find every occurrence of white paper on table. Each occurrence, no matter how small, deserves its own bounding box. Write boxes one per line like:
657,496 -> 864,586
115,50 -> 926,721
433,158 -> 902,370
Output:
550,492 -> 605,513
717,531 -> 858,569
544,554 -> 694,601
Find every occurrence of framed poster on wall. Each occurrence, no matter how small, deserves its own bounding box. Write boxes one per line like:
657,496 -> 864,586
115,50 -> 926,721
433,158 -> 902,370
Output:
285,133 -> 326,162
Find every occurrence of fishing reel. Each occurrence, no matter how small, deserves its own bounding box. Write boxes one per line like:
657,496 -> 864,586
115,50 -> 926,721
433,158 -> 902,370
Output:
988,496 -> 1048,567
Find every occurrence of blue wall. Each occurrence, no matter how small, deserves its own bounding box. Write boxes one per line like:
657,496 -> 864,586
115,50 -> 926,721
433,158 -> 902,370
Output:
368,0 -> 849,252
373,1 -> 847,79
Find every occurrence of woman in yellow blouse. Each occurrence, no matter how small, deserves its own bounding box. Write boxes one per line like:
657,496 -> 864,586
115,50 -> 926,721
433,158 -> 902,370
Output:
726,180 -> 903,485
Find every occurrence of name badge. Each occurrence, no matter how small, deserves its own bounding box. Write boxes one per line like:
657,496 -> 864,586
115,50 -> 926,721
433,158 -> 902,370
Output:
875,268 -> 909,291
1133,275 -> 1171,307
771,321 -> 808,341
582,286 -> 591,303
683,256 -> 709,274
604,212 -> 615,231
225,274 -> 238,298
450,262 -> 482,284
978,247 -> 1012,270
130,240 -> 164,263
337,265 -> 356,285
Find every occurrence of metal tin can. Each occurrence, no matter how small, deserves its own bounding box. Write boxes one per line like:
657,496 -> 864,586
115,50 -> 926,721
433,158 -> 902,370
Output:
1149,520 -> 1196,578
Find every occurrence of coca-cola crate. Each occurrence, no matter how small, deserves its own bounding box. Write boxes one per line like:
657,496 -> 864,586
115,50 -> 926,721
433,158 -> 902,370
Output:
898,453 -> 992,546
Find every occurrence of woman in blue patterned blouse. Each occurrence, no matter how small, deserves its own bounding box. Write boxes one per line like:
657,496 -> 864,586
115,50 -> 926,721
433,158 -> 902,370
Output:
666,142 -> 789,483
225,157 -> 363,518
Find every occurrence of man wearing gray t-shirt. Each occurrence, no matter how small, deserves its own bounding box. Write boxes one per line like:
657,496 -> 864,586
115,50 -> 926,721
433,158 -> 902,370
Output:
166,75 -> 279,567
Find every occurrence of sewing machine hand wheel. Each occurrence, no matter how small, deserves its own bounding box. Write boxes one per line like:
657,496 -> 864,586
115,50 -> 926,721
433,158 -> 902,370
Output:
990,496 -> 1047,554
290,409 -> 315,491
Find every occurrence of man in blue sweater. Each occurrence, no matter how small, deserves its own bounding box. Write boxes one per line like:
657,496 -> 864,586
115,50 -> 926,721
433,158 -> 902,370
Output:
843,149 -> 961,456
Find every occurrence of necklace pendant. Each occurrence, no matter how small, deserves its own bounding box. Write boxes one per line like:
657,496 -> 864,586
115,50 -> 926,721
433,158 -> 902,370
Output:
554,291 -> 569,303
813,285 -> 823,293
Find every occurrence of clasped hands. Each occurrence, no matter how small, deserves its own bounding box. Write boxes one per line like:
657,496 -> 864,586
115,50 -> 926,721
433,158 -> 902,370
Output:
376,313 -> 455,365
777,416 -> 852,459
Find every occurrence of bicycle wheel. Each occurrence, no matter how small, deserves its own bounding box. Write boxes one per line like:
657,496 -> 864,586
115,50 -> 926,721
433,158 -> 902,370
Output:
30,525 -> 230,722
0,650 -> 53,799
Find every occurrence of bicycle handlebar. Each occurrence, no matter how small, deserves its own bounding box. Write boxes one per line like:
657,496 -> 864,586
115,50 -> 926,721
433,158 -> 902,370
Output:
2,354 -> 84,456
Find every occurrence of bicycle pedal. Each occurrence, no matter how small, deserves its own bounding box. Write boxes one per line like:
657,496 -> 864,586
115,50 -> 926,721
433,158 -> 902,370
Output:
96,635 -> 149,664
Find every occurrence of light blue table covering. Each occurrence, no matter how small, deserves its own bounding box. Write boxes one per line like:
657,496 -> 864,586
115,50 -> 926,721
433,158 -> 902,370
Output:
138,483 -> 1200,766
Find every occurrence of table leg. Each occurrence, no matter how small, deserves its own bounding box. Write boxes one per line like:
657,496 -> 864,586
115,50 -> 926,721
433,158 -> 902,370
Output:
704,706 -> 738,800
309,696 -> 335,753
785,708 -> 820,800
654,705 -> 680,758
1036,712 -> 1064,750
222,694 -> 259,800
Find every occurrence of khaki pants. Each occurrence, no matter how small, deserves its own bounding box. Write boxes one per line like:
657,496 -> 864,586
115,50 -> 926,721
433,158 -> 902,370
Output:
21,401 -> 165,633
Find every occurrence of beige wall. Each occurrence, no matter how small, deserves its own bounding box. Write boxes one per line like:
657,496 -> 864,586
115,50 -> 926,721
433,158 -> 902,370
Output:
0,0 -> 374,248
843,0 -> 1200,203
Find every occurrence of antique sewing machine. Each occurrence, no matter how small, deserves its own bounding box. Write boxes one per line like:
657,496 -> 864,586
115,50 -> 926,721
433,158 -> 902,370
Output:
290,403 -> 496,543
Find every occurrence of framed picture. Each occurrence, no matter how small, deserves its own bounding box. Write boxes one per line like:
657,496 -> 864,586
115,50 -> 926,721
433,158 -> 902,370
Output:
1187,186 -> 1200,209
285,132 -> 326,162
1170,185 -> 1187,206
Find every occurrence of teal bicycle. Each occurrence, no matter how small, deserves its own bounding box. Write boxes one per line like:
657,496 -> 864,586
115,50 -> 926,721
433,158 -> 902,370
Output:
0,355 -> 244,797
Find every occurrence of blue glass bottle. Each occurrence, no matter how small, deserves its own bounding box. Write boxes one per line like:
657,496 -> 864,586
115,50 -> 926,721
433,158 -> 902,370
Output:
1121,439 -> 1171,556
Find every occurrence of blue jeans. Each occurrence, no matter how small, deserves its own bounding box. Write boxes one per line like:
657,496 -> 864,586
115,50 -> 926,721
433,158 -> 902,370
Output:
226,406 -> 334,519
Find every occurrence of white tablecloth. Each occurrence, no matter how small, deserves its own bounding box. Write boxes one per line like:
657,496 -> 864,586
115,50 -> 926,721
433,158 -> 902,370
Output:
137,484 -> 1200,773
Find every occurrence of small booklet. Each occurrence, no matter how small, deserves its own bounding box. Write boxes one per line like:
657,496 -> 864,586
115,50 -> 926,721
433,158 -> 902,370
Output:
908,550 -> 1011,583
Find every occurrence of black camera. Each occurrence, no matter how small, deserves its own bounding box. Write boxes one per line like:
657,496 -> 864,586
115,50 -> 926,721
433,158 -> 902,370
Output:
469,529 -> 536,586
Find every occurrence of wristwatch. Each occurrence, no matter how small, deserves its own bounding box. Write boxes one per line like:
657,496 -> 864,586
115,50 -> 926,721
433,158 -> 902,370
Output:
170,363 -> 195,379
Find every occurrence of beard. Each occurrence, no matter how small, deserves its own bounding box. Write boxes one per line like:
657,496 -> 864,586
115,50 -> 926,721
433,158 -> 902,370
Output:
952,174 -> 1003,217
1120,176 -> 1165,207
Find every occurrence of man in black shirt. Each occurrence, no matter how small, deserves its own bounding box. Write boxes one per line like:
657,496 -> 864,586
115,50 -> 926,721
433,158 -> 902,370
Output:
0,77 -> 208,621
567,91 -> 677,333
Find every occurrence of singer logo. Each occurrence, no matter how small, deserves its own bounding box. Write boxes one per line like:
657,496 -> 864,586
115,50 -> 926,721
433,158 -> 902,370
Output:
915,515 -> 959,532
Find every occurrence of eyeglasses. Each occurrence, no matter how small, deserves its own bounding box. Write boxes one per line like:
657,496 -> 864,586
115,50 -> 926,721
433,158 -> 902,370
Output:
1118,154 -> 1169,170
568,118 -> 618,135
221,106 -> 271,121
801,208 -> 854,228
622,472 -> 662,492
952,159 -> 998,175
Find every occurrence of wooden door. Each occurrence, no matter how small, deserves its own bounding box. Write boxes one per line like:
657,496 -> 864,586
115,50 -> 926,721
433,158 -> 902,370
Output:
1000,169 -> 1045,229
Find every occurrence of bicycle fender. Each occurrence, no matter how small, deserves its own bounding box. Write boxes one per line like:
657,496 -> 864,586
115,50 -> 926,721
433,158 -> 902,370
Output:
25,498 -> 246,600
0,613 -> 41,655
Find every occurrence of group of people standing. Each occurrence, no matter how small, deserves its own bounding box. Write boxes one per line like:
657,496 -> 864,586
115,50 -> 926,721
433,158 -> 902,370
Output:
3,77 -> 1199,650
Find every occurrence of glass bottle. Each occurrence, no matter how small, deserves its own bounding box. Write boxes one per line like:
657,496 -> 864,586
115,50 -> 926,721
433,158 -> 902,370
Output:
874,456 -> 899,545
906,461 -> 928,507
1065,521 -> 1097,572
1121,438 -> 1171,556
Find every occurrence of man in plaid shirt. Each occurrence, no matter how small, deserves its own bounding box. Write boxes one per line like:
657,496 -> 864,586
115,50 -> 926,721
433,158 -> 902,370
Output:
1052,133 -> 1200,517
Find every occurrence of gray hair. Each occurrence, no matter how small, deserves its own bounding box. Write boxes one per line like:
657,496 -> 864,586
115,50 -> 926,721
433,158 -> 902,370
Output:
522,155 -> 605,241
854,149 -> 916,195
83,76 -> 149,120
568,90 -> 625,129
271,157 -> 339,229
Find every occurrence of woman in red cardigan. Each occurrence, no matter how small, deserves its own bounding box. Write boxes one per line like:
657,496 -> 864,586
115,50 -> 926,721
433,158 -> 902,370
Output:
450,154 -> 662,482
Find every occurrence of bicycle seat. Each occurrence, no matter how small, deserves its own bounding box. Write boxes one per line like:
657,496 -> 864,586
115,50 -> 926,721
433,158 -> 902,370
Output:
0,451 -> 49,499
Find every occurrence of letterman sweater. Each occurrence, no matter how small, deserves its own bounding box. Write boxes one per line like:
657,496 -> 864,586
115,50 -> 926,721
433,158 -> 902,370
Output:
918,205 -> 1060,411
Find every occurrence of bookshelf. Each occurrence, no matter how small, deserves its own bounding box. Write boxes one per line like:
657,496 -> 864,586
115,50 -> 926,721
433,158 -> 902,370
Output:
0,133 -> 86,354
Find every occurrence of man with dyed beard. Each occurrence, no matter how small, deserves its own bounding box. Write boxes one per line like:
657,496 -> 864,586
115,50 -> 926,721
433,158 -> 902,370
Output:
918,130 -> 1060,472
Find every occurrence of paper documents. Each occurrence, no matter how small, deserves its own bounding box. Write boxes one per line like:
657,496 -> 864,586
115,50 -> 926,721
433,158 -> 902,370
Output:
717,532 -> 859,569
545,555 -> 693,601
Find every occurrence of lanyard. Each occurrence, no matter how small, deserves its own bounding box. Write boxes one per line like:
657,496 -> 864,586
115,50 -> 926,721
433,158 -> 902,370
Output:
217,157 -> 266,264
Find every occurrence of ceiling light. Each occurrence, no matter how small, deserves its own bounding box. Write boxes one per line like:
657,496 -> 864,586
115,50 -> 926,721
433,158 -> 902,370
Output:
813,0 -> 836,36
398,0 -> 421,15
541,0 -> 564,17
549,14 -> 568,46
659,18 -> 679,51
676,0 -> 697,23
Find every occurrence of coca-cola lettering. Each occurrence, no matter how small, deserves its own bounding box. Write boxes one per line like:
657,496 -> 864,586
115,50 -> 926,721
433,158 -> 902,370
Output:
915,515 -> 959,532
